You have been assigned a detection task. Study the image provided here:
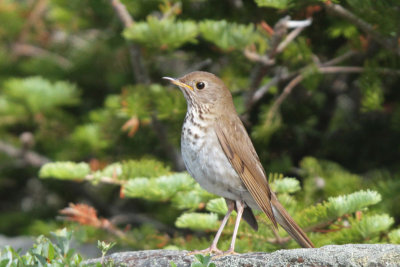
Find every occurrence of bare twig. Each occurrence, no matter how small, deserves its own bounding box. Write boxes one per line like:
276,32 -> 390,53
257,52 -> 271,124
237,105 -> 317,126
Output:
109,0 -> 134,28
18,0 -> 48,42
84,174 -> 125,185
325,3 -> 400,56
12,43 -> 72,68
266,74 -> 304,124
244,48 -> 275,65
321,51 -> 358,67
319,66 -> 400,75
245,17 -> 312,113
107,0 -> 150,84
0,140 -> 50,167
264,64 -> 400,123
276,18 -> 312,54
186,58 -> 213,73
249,68 -> 294,105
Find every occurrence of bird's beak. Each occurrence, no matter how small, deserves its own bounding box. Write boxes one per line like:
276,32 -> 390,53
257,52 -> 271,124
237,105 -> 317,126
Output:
162,77 -> 194,91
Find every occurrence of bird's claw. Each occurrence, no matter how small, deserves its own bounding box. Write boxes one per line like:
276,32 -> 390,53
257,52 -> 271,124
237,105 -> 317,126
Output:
187,246 -> 223,256
211,249 -> 239,259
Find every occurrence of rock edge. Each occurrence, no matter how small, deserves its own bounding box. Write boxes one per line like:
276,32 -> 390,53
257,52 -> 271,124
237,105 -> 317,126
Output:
85,244 -> 400,266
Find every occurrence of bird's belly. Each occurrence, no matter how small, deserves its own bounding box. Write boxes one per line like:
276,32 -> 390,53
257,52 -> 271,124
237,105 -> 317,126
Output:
181,127 -> 249,202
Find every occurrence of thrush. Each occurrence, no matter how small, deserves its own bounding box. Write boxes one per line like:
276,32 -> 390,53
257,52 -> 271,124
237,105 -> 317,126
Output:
163,71 -> 314,255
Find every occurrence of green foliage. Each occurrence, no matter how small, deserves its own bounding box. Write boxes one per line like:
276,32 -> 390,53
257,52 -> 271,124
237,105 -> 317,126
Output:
124,17 -> 198,51
175,213 -> 219,230
120,159 -> 171,179
359,72 -> 384,112
39,162 -> 91,180
254,0 -> 291,9
120,84 -> 186,121
327,190 -> 381,217
270,177 -> 301,194
388,229 -> 400,244
206,198 -> 228,215
192,254 -> 216,267
0,228 -> 84,266
301,157 -> 363,202
300,190 -> 381,227
2,77 -> 80,114
98,240 -> 116,264
123,173 -> 194,201
69,124 -> 111,154
199,20 -> 259,51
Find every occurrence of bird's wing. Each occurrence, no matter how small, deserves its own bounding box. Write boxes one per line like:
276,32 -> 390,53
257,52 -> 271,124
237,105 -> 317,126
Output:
215,115 -> 277,228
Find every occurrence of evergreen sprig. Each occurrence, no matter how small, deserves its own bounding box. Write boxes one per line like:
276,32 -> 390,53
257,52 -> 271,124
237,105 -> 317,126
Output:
123,17 -> 198,51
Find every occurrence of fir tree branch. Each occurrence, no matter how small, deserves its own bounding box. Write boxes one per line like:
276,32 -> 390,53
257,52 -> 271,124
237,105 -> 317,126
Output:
84,174 -> 125,185
325,3 -> 400,56
107,0 -> 182,169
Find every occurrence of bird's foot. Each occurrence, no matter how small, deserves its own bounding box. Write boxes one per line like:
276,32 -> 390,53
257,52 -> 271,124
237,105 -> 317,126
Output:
211,248 -> 239,259
187,246 -> 222,256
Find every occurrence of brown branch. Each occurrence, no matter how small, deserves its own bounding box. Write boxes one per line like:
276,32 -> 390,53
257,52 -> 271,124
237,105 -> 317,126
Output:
245,17 -> 312,114
0,140 -> 50,167
265,65 -> 400,124
325,3 -> 400,56
266,74 -> 304,125
12,43 -> 72,68
108,0 -> 134,28
243,48 -> 275,65
249,68 -> 294,106
319,66 -> 400,75
276,26 -> 306,54
18,0 -> 48,42
107,0 -> 149,84
321,51 -> 358,67
84,174 -> 125,185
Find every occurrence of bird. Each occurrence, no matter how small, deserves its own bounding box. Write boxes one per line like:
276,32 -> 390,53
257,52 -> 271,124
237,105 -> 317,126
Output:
163,71 -> 314,255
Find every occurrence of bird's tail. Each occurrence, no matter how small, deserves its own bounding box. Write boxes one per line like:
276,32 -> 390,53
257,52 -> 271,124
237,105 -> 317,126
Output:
270,193 -> 314,248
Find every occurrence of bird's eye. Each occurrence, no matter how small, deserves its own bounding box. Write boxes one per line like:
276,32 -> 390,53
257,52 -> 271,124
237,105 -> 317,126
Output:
196,82 -> 205,90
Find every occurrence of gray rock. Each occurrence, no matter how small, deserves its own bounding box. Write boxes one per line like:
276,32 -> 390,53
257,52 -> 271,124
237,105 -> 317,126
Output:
84,244 -> 400,266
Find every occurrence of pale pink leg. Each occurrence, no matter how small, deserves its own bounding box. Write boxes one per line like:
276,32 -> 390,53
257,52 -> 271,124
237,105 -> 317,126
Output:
216,200 -> 244,257
188,200 -> 235,255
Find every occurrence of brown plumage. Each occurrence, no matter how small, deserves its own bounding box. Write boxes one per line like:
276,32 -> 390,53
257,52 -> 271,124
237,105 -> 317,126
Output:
163,71 -> 314,255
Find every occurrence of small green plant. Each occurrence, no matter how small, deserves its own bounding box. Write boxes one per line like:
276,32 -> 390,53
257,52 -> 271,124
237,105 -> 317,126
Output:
0,228 -> 84,266
170,254 -> 216,267
97,240 -> 117,265
191,254 -> 216,267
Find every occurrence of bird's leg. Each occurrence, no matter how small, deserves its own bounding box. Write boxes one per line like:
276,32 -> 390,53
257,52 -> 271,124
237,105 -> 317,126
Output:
188,200 -> 235,255
215,200 -> 245,257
